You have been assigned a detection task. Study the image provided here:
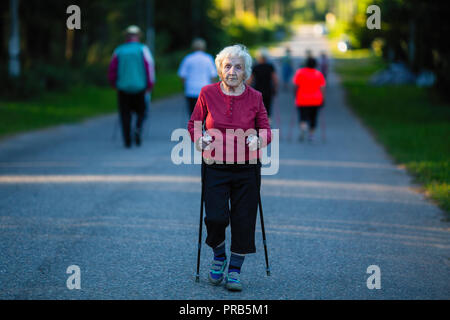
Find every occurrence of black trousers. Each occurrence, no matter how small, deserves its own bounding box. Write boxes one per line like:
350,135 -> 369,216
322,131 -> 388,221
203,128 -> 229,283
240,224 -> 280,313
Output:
203,162 -> 260,254
118,90 -> 146,146
262,94 -> 273,117
186,96 -> 198,117
297,106 -> 319,130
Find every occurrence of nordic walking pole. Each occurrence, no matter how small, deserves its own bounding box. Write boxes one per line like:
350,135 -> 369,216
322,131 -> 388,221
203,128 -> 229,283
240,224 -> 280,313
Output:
195,159 -> 205,282
143,91 -> 151,139
195,112 -> 209,282
274,98 -> 282,141
287,105 -> 296,142
112,116 -> 119,141
259,194 -> 271,276
255,161 -> 270,276
320,90 -> 327,143
320,106 -> 326,143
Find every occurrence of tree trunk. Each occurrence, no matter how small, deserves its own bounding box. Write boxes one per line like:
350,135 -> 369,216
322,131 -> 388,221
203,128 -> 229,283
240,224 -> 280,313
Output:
235,0 -> 244,18
8,0 -> 20,77
146,0 -> 155,52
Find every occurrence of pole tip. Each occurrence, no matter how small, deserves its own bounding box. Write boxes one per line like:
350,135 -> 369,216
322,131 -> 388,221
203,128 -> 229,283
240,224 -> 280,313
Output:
195,274 -> 200,282
266,269 -> 271,276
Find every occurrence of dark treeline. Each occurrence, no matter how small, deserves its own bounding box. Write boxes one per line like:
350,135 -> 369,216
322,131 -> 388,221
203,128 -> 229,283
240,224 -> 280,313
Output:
0,0 -> 293,98
3,0 -> 448,98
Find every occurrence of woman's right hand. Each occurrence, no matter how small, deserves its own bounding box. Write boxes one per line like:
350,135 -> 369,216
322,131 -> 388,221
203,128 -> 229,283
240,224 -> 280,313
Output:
195,133 -> 213,151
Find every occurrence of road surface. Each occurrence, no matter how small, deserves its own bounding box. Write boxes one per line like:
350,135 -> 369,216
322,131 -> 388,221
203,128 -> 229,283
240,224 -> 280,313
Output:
0,25 -> 448,299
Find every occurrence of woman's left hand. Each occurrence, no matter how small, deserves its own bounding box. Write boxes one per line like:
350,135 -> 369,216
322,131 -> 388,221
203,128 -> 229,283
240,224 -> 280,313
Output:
246,134 -> 260,151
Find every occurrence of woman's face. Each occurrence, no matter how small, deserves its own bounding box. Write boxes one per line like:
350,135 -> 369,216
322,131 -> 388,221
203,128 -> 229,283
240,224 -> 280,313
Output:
221,56 -> 245,88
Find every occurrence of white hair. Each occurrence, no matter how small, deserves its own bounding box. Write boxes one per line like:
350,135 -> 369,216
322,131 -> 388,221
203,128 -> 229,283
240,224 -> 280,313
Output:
191,38 -> 206,51
215,44 -> 253,81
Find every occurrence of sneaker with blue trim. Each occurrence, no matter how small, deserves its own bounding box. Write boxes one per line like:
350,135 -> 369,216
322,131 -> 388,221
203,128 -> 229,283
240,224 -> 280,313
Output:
208,257 -> 227,285
225,271 -> 242,291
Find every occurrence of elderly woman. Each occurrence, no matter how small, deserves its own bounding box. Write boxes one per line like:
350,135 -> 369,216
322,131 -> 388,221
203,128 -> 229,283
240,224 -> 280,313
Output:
187,44 -> 272,291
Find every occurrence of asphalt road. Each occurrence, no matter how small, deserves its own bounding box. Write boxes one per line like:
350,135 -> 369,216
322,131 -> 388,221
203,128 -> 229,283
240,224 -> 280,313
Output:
0,26 -> 449,300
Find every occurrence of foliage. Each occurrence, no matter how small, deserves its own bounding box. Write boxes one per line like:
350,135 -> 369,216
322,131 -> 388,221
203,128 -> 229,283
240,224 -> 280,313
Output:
335,55 -> 450,213
1,0 -> 295,99
0,70 -> 182,139
328,0 -> 450,97
225,13 -> 290,48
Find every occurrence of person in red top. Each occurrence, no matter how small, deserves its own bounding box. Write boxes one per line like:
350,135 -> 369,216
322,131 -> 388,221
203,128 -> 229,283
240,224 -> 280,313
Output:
292,56 -> 326,142
187,44 -> 272,292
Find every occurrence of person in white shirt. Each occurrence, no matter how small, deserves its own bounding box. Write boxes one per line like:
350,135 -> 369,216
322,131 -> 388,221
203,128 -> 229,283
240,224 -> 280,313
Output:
178,38 -> 217,117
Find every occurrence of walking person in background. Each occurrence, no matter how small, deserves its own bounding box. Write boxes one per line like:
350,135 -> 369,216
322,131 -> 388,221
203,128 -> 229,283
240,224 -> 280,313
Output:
108,25 -> 155,148
318,51 -> 329,80
188,44 -> 272,292
303,49 -> 313,67
281,47 -> 294,91
293,56 -> 326,143
178,38 -> 217,118
317,51 -> 329,141
247,48 -> 278,122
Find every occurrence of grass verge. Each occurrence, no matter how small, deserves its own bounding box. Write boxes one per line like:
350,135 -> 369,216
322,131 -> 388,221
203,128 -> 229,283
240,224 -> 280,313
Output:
0,71 -> 182,140
334,52 -> 450,215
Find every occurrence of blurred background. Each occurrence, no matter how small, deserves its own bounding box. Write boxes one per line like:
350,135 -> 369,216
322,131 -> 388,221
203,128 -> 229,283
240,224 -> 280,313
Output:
0,0 -> 449,212
2,0 -> 449,100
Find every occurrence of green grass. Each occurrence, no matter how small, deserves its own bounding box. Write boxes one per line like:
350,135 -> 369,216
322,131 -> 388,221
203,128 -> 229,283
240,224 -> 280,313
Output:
151,71 -> 183,100
334,53 -> 450,214
0,71 -> 183,140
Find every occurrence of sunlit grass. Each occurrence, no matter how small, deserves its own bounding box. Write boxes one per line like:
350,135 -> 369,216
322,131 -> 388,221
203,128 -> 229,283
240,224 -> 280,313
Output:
0,71 -> 182,140
334,55 -> 450,215
330,46 -> 373,60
